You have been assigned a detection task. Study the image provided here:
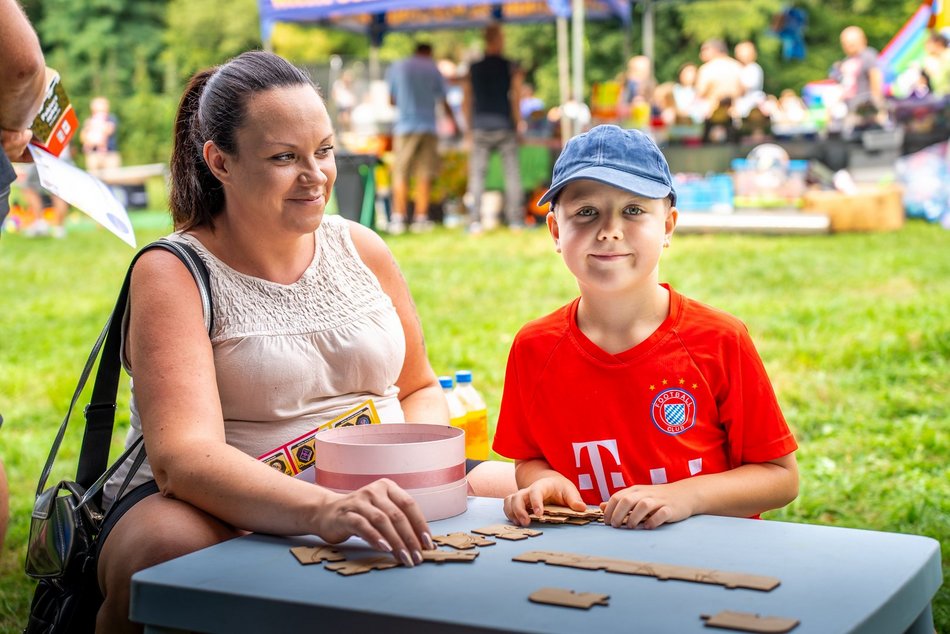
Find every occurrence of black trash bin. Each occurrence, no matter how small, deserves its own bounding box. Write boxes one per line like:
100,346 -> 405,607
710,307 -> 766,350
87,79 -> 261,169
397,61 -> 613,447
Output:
333,153 -> 377,228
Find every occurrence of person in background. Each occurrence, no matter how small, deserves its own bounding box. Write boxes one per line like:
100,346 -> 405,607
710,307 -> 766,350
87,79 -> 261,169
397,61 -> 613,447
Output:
437,58 -> 465,139
80,96 -> 121,174
386,42 -> 456,234
695,39 -> 744,120
463,23 -> 525,234
617,55 -> 655,122
0,0 -> 49,547
735,41 -> 766,117
672,62 -> 702,124
519,82 -> 546,135
651,82 -> 678,127
493,125 -> 798,529
330,69 -> 358,132
923,32 -> 950,97
19,159 -> 69,238
94,51 -> 513,633
772,88 -> 809,125
830,26 -> 884,115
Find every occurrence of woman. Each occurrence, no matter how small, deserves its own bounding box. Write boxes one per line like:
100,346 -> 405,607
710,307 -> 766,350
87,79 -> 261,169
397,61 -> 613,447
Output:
96,51 -> 512,633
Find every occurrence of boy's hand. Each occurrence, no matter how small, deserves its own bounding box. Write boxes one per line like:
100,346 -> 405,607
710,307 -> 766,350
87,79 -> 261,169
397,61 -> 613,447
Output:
602,483 -> 695,530
503,476 -> 586,526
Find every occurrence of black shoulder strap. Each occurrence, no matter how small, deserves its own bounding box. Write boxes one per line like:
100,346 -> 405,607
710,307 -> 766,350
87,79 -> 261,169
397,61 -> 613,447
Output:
33,238 -> 212,502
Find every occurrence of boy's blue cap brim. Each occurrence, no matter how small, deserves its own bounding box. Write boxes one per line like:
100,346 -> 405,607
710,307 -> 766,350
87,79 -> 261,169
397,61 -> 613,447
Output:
538,165 -> 674,207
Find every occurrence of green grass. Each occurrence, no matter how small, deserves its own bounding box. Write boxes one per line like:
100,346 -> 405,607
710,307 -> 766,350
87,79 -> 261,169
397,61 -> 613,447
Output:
1,213 -> 947,632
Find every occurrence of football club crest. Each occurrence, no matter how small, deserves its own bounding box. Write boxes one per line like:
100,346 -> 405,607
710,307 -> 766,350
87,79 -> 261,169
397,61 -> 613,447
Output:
651,388 -> 697,435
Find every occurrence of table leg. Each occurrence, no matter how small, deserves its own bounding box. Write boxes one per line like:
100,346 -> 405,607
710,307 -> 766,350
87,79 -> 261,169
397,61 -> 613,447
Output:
903,603 -> 935,634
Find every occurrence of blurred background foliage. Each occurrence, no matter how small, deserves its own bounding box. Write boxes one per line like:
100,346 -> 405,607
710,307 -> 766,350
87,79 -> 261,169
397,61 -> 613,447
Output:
19,0 -> 924,166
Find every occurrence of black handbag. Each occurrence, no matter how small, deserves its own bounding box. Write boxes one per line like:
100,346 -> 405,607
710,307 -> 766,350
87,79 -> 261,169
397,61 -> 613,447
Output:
24,238 -> 212,634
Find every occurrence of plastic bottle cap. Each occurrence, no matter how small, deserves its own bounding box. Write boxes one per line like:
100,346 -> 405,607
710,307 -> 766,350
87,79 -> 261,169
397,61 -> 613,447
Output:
455,370 -> 472,384
438,376 -> 454,389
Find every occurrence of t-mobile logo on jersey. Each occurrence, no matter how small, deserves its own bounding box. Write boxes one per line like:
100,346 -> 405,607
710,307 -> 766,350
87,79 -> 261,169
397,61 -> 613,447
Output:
573,439 -> 626,502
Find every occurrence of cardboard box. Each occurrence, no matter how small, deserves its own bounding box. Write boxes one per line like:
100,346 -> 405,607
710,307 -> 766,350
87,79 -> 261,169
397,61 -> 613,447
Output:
801,184 -> 904,232
30,68 -> 77,157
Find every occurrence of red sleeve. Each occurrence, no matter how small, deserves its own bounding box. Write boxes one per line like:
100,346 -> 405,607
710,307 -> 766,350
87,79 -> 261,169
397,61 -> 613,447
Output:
722,326 -> 798,467
492,335 -> 540,460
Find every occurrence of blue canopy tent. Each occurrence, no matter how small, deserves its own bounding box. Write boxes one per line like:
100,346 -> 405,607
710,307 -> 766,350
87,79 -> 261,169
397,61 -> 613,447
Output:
258,0 -> 629,46
257,0 -> 632,137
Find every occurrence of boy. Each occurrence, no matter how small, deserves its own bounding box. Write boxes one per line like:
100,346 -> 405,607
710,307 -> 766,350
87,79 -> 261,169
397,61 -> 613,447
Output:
493,125 -> 798,529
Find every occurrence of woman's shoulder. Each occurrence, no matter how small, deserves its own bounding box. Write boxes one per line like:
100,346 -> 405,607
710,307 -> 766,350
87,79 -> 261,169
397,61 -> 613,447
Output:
340,217 -> 391,268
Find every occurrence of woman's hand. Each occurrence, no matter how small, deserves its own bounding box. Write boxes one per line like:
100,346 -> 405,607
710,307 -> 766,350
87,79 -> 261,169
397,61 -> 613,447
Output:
314,478 -> 434,567
602,483 -> 694,530
503,475 -> 586,526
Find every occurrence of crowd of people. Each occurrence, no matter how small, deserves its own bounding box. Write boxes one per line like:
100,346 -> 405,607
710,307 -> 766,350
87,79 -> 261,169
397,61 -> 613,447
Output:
324,23 -> 950,233
619,26 -> 950,142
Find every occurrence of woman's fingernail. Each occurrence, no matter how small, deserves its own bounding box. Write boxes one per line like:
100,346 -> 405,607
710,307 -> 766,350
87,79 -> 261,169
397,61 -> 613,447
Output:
377,538 -> 392,553
422,532 -> 435,550
398,549 -> 414,567
412,550 -> 424,565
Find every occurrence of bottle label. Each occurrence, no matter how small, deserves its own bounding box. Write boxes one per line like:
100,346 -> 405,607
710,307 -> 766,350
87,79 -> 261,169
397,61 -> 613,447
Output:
466,409 -> 489,460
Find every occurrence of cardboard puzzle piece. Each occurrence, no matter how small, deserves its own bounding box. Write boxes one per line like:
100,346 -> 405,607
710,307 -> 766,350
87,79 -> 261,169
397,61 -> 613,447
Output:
421,549 -> 480,563
472,524 -> 543,541
542,504 -> 605,520
529,587 -> 610,610
432,532 -> 496,550
513,551 -> 780,592
324,556 -> 400,576
563,517 -> 595,525
528,504 -> 604,525
290,545 -> 346,565
701,610 -> 800,633
528,514 -> 570,524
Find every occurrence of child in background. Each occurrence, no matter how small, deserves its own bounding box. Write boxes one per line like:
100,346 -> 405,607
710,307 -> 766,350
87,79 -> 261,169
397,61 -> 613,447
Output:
493,125 -> 798,529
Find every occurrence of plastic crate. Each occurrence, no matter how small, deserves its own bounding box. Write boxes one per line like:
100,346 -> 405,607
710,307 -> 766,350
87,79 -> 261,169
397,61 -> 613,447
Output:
673,174 -> 734,213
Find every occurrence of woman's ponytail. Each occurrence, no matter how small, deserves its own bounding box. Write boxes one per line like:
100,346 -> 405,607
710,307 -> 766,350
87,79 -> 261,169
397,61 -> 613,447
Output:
169,69 -> 221,231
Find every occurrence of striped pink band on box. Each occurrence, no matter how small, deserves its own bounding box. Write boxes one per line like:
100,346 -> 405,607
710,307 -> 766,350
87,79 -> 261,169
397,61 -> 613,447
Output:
313,463 -> 466,491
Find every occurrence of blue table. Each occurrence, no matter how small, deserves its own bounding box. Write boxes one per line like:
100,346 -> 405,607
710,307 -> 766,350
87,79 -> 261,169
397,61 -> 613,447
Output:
130,497 -> 942,633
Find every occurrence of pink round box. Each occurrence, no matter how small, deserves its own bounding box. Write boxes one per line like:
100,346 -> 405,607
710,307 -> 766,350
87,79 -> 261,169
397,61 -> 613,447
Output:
313,424 -> 467,521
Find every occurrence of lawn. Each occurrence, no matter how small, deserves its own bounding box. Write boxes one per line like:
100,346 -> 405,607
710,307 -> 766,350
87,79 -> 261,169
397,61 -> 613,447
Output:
1,212 -> 947,632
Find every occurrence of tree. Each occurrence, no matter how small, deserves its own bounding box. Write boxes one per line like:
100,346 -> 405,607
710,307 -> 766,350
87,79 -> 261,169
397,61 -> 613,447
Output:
165,0 -> 262,87
38,0 -> 168,99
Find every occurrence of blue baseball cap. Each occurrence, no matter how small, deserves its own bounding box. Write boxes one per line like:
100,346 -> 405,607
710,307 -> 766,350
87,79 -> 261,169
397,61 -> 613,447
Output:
538,125 -> 676,207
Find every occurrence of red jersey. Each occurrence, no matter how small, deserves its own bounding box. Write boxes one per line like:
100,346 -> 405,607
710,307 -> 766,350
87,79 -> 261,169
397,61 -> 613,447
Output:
493,285 -> 797,505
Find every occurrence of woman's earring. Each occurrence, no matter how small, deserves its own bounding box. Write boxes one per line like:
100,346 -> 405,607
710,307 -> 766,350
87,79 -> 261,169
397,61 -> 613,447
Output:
663,237 -> 671,248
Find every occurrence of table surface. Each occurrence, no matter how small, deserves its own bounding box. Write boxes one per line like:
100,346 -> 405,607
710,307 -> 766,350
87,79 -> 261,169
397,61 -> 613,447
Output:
131,497 -> 942,634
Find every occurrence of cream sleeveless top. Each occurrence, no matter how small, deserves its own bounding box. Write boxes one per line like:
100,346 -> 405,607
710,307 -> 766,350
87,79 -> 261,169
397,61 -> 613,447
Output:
104,214 -> 406,507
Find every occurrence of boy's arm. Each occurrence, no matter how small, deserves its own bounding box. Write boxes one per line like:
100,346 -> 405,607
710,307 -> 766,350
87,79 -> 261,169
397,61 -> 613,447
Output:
504,458 -> 587,526
603,452 -> 798,529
